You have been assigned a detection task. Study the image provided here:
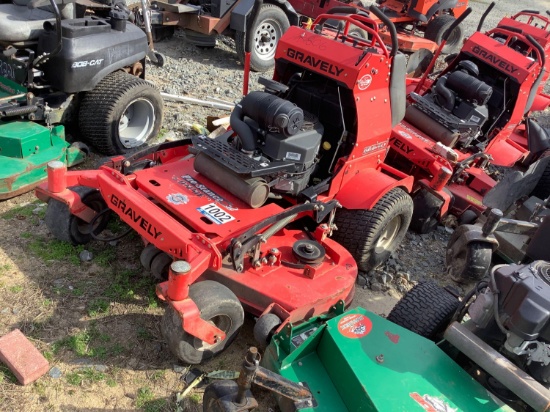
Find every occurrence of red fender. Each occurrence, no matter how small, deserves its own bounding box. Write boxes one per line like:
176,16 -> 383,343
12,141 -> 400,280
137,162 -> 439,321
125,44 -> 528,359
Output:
335,168 -> 413,210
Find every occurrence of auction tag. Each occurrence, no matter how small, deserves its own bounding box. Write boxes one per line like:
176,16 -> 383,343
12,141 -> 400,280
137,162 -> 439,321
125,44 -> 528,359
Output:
197,203 -> 235,224
337,313 -> 372,339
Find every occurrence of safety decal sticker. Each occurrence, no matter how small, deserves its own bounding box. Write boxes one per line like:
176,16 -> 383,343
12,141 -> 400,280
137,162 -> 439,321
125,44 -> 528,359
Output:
197,203 -> 235,224
167,193 -> 189,205
410,393 -> 457,412
357,74 -> 373,90
337,314 -> 372,339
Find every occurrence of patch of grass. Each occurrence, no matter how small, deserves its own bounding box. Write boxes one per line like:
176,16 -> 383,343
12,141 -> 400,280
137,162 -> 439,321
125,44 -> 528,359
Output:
137,327 -> 153,341
42,298 -> 53,307
148,370 -> 165,382
136,387 -> 155,408
1,201 -> 42,220
88,298 -> 110,317
136,388 -> 168,412
0,364 -> 17,384
106,377 -> 117,387
105,269 -> 135,300
28,238 -> 83,265
53,327 -> 121,358
43,351 -> 54,362
0,263 -> 13,275
94,247 -> 117,268
188,393 -> 202,404
111,343 -> 125,356
20,232 -> 32,239
9,285 -> 23,293
66,367 -> 105,386
71,287 -> 84,297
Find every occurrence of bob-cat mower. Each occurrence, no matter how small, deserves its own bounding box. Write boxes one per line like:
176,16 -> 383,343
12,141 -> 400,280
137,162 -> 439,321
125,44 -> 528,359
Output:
205,261 -> 550,411
383,3 -> 550,234
387,261 -> 550,412
0,0 -> 163,198
444,157 -> 550,283
36,6 -> 416,363
203,307 -> 513,412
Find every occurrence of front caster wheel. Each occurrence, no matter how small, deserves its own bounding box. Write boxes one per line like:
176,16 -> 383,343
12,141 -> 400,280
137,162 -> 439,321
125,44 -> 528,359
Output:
44,186 -> 109,245
161,281 -> 244,364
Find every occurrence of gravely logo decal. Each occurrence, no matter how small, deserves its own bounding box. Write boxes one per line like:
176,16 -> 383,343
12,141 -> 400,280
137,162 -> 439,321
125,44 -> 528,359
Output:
111,194 -> 162,239
287,48 -> 343,76
471,45 -> 518,75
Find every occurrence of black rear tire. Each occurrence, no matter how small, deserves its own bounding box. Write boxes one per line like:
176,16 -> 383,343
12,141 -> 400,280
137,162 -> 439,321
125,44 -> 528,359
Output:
235,4 -> 289,72
446,231 -> 493,283
332,188 -> 413,272
387,281 -> 459,340
44,186 -> 108,246
425,15 -> 463,54
161,281 -> 244,364
79,71 -> 163,155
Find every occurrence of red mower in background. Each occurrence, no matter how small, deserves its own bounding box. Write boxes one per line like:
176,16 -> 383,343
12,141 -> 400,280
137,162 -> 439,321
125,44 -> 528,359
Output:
36,6 -> 415,364
384,3 -> 550,234
291,0 -> 468,54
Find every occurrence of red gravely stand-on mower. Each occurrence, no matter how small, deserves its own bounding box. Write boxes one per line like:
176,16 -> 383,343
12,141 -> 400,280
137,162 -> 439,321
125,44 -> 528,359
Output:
384,3 -> 550,235
35,6 -> 415,363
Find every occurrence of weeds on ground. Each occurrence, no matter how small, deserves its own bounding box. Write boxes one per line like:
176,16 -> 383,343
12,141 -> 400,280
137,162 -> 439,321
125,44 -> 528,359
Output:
88,298 -> 110,317
28,239 -> 83,265
2,201 -> 45,221
52,325 -> 122,359
66,367 -> 106,386
136,387 -> 168,412
0,364 -> 17,384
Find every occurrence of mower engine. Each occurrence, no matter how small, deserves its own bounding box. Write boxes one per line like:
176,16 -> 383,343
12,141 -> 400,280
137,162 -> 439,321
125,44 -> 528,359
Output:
468,261 -> 550,386
408,60 -> 493,149
193,91 -> 324,207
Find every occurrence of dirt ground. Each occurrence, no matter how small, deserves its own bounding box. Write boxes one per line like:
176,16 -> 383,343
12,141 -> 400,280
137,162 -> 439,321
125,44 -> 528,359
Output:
0,190 -> 408,412
1,0 -> 550,411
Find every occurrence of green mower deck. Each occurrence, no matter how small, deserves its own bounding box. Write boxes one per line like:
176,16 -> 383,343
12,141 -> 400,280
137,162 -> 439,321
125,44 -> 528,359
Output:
0,121 -> 86,200
261,308 -> 512,412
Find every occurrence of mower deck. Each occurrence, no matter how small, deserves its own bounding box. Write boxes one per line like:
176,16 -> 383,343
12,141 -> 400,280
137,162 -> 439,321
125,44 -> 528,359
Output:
263,308 -> 510,411
0,122 -> 85,200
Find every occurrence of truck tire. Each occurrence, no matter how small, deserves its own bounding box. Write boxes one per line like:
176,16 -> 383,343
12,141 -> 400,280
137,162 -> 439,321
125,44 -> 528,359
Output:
425,15 -> 463,54
44,186 -> 109,245
235,4 -> 290,72
79,71 -> 163,155
531,150 -> 550,200
161,281 -> 244,364
332,188 -> 413,272
387,281 -> 459,340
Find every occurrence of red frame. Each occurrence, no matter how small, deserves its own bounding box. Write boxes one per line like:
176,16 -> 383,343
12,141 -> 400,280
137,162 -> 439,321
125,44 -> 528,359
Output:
287,0 -> 468,53
385,13 -> 550,219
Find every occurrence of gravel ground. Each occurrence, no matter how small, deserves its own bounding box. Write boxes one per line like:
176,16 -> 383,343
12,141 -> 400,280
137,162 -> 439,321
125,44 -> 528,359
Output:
143,0 -> 550,300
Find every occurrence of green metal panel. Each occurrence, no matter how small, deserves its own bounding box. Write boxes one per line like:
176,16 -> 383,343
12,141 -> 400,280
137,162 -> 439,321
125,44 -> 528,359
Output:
0,122 -> 85,199
264,308 -> 513,412
0,121 -> 53,158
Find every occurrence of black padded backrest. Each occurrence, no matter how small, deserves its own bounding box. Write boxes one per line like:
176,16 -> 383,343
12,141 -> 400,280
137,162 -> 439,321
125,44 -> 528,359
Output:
390,53 -> 406,127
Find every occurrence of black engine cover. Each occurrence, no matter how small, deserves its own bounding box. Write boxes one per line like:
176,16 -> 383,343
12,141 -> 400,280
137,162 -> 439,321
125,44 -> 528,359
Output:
495,261 -> 550,342
37,17 -> 147,93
